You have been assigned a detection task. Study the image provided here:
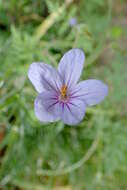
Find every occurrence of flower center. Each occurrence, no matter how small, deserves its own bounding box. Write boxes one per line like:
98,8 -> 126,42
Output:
60,85 -> 67,99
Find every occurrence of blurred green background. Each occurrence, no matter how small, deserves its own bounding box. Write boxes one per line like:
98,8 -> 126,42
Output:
0,0 -> 127,189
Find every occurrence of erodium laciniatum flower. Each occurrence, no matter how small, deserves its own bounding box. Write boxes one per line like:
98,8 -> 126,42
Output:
28,49 -> 108,126
69,17 -> 77,27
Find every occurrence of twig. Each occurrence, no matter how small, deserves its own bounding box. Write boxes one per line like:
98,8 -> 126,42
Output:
35,0 -> 74,40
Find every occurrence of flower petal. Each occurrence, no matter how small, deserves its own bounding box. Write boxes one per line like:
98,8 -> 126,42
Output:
60,99 -> 86,126
58,49 -> 85,88
71,79 -> 108,106
28,62 -> 62,93
34,91 -> 60,122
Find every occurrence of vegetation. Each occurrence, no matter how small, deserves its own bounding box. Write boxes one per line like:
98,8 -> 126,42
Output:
0,0 -> 127,189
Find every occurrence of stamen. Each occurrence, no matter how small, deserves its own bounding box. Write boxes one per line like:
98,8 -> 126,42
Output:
60,85 -> 67,98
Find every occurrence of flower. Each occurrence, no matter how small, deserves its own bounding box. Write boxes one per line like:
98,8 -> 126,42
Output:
69,17 -> 77,27
28,49 -> 108,126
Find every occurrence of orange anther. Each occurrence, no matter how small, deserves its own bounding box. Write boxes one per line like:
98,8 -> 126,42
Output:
60,85 -> 67,98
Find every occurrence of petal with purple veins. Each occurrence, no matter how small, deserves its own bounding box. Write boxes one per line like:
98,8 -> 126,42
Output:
60,99 -> 86,126
28,62 -> 62,93
58,49 -> 85,88
70,79 -> 108,106
34,91 -> 60,122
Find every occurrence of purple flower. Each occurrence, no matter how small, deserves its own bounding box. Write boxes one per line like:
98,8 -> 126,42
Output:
69,18 -> 77,27
28,49 -> 108,126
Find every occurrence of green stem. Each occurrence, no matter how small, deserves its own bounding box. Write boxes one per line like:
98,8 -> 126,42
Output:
36,137 -> 99,176
35,0 -> 74,40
